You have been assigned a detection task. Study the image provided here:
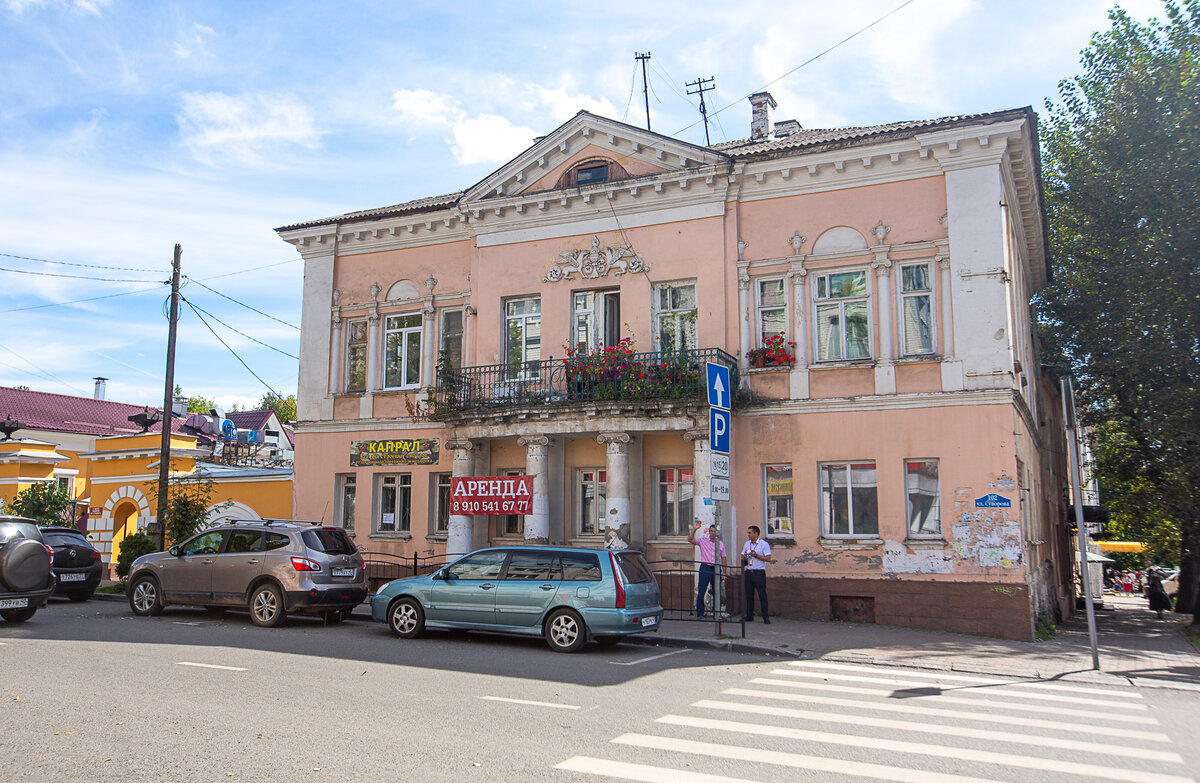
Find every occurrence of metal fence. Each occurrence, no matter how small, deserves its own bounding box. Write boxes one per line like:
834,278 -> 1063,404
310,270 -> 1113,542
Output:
432,348 -> 738,416
647,559 -> 746,638
360,551 -> 451,594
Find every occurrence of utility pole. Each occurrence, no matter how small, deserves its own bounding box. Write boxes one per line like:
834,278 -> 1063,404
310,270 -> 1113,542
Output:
155,244 -> 182,551
686,76 -> 716,146
635,52 -> 652,131
1062,376 -> 1101,670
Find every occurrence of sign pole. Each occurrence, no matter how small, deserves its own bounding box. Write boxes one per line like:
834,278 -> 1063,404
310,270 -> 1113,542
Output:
1062,376 -> 1100,670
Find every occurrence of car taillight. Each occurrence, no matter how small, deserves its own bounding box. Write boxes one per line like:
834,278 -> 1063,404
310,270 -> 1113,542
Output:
45,544 -> 54,559
609,552 -> 626,608
91,550 -> 102,561
291,557 -> 321,572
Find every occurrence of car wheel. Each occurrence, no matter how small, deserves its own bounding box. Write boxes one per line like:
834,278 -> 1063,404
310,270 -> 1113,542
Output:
68,589 -> 95,603
545,608 -> 587,653
389,597 -> 425,639
249,583 -> 286,628
1,607 -> 37,623
128,576 -> 164,617
594,635 -> 621,648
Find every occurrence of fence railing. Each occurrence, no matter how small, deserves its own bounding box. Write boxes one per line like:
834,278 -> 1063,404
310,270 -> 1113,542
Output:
646,559 -> 746,638
431,348 -> 738,416
360,551 -> 451,594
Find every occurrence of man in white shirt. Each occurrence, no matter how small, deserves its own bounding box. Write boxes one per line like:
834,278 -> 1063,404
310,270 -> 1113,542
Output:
688,520 -> 727,619
741,525 -> 772,623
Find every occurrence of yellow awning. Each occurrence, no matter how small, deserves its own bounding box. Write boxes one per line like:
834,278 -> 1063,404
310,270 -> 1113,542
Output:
1098,541 -> 1145,553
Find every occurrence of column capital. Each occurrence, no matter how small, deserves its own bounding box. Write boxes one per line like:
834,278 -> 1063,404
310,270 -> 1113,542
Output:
937,253 -> 951,271
872,255 -> 893,275
446,438 -> 477,452
596,431 -> 630,446
517,435 -> 550,448
684,428 -> 709,443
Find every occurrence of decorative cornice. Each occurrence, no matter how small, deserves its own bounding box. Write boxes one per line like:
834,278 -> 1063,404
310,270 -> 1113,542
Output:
543,236 -> 649,283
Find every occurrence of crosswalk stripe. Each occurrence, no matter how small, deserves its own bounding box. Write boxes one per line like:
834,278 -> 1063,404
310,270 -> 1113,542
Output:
554,756 -> 762,782
721,688 -> 1172,742
691,700 -> 1183,763
612,733 -> 1007,783
790,661 -> 1143,699
748,677 -> 1160,724
657,714 -> 1193,783
772,668 -> 1146,708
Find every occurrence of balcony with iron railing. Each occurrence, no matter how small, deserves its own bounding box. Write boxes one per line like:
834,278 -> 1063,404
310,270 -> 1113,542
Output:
430,347 -> 738,420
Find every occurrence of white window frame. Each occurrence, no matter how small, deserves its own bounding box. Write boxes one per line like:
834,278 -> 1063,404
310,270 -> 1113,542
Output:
819,461 -> 879,538
761,463 -> 794,538
375,473 -> 411,534
335,473 -> 356,532
898,262 -> 935,356
905,459 -> 941,538
812,269 -> 872,361
754,277 -> 789,347
655,466 -> 694,538
346,318 -> 368,392
575,467 -> 607,537
503,296 -> 541,380
652,281 -> 698,353
439,308 -> 464,372
383,313 -> 422,390
431,472 -> 451,535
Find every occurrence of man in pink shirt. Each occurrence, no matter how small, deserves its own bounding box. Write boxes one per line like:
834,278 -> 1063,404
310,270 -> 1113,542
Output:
689,520 -> 727,619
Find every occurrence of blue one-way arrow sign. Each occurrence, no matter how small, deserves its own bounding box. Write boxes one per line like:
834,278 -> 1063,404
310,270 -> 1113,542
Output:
706,362 -> 731,410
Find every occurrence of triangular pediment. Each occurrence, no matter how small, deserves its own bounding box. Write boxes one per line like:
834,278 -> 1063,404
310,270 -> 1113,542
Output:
461,111 -> 729,204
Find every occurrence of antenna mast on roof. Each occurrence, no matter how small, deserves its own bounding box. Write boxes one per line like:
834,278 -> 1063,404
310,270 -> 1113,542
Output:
635,52 -> 652,131
686,76 -> 715,146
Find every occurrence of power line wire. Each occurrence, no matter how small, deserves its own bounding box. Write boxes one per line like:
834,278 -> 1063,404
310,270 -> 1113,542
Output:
196,257 -> 299,281
0,264 -> 163,283
0,341 -> 88,395
0,284 -> 165,314
184,278 -> 301,330
182,296 -> 299,360
674,0 -> 918,136
183,300 -> 281,398
0,251 -> 162,273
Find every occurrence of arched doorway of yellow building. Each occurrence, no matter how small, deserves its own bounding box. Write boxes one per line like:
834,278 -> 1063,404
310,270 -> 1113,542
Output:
111,500 -> 140,564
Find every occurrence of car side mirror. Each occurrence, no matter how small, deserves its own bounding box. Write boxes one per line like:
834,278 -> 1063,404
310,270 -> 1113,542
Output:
169,545 -> 181,557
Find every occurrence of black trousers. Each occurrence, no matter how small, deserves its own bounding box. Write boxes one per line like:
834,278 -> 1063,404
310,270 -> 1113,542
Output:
744,569 -> 768,620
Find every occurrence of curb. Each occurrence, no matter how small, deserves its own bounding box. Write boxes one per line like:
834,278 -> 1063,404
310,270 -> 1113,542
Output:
92,592 -> 125,602
621,631 -> 804,658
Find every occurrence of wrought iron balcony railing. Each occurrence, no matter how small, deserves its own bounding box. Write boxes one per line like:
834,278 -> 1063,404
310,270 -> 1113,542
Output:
431,348 -> 737,416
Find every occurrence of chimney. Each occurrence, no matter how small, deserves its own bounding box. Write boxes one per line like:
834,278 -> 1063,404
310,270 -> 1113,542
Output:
774,119 -> 801,137
93,377 -> 108,400
749,91 -> 777,140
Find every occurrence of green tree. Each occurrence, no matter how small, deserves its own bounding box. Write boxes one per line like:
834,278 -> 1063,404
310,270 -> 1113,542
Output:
4,482 -> 76,526
257,391 -> 297,423
1039,1 -> 1200,621
175,384 -> 216,415
150,466 -> 230,546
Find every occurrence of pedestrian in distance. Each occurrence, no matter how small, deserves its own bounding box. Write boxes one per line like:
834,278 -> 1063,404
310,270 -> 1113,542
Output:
741,525 -> 772,623
1147,573 -> 1172,619
688,520 -> 727,619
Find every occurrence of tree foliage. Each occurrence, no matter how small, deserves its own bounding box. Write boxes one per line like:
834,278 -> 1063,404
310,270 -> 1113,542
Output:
115,532 -> 158,579
175,384 -> 216,415
1039,1 -> 1200,619
4,482 -> 77,527
151,467 -> 229,547
257,391 -> 297,424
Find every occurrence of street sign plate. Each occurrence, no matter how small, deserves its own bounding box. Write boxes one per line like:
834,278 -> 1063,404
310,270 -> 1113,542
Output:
706,362 -> 731,410
711,453 -> 730,478
709,408 -> 730,455
711,477 -> 730,501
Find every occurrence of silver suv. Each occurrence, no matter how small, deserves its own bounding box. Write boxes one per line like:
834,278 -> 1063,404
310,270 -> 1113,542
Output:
126,521 -> 366,627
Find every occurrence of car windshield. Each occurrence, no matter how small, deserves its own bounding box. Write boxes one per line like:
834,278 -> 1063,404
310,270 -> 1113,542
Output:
302,528 -> 356,555
614,552 -> 655,585
0,520 -> 42,545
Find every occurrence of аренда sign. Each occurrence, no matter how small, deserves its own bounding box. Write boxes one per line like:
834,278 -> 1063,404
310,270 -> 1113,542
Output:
450,476 -> 533,515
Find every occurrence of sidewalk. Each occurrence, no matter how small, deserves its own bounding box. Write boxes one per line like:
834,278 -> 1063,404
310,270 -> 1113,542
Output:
638,592 -> 1200,691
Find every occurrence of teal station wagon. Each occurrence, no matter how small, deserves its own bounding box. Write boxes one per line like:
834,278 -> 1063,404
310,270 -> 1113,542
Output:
370,546 -> 662,652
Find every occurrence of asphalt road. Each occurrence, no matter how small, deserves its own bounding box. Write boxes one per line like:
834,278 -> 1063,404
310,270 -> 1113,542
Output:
3,597 -> 1198,783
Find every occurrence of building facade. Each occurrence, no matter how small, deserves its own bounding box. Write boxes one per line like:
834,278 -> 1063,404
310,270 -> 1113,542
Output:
277,97 -> 1070,639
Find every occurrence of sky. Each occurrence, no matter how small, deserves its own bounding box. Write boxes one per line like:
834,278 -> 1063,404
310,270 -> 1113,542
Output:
0,0 -> 1168,412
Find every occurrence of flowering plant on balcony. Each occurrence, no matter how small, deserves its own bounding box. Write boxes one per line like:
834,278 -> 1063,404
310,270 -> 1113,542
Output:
746,333 -> 796,368
561,338 -> 701,401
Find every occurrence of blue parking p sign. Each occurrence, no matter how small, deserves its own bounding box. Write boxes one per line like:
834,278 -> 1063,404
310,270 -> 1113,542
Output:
709,408 -> 730,455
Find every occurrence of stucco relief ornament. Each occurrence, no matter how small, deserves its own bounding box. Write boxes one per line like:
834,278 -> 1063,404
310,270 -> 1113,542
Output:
872,220 -> 891,245
543,235 -> 649,282
788,231 -> 806,255
737,239 -> 749,262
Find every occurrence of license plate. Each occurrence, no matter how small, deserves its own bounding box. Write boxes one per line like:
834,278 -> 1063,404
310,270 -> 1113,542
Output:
0,598 -> 29,609
60,573 -> 86,582
640,616 -> 657,627
331,567 -> 356,578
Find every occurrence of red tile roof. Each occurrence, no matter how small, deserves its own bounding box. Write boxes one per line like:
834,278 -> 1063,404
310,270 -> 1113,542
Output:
0,387 -> 210,442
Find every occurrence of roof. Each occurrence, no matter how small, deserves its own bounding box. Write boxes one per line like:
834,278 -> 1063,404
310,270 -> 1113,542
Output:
226,410 -> 274,431
0,386 -> 212,442
276,108 -> 1038,234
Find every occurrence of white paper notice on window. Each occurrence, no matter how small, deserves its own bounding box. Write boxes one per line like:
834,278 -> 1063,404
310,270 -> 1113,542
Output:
382,513 -> 395,526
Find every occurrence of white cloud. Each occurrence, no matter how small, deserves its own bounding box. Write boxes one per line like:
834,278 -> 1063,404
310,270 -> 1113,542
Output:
535,84 -> 618,121
2,0 -> 111,14
174,22 -> 215,60
177,91 -> 323,165
450,114 -> 538,166
392,88 -> 464,127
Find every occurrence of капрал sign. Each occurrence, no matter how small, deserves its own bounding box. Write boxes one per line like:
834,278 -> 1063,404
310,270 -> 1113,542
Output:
450,476 -> 532,515
350,439 -> 440,466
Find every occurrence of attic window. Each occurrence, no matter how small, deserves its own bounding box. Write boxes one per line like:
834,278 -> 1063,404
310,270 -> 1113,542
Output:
576,164 -> 608,185
555,158 -> 631,190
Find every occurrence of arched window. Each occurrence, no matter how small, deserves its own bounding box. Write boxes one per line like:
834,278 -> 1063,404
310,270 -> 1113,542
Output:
556,158 -> 631,189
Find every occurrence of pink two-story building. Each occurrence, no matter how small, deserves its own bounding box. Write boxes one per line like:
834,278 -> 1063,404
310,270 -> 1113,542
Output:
277,95 -> 1071,640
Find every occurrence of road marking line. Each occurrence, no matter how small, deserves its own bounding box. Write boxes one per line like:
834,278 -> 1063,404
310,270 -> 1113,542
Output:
612,733 -> 1006,783
173,622 -> 204,627
176,662 -> 247,671
771,668 -> 1146,708
479,696 -> 579,710
720,688 -> 1171,742
555,756 -> 761,782
609,648 -> 692,666
658,715 -> 1192,783
691,700 -> 1182,763
790,661 -> 1143,699
749,677 -> 1159,724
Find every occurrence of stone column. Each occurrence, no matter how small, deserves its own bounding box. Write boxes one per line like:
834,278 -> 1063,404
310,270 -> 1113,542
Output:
421,302 -> 436,388
787,265 -> 809,399
361,307 -> 380,419
328,310 -> 343,396
872,254 -> 896,395
737,266 -> 752,384
597,432 -> 631,550
445,439 -> 477,558
685,428 -> 713,531
938,254 -> 954,357
519,435 -> 550,545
